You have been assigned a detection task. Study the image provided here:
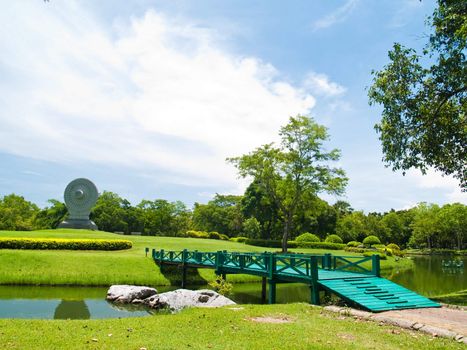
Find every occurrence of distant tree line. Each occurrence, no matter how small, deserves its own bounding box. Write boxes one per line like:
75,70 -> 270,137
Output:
0,192 -> 464,250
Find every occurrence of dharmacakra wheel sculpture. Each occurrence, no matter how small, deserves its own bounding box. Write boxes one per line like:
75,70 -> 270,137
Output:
58,178 -> 99,230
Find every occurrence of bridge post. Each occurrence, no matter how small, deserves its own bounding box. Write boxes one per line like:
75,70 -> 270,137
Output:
152,249 -> 156,259
159,249 -> 165,272
310,256 -> 320,305
324,253 -> 332,270
372,254 -> 381,277
261,277 -> 267,303
181,249 -> 188,288
268,280 -> 276,304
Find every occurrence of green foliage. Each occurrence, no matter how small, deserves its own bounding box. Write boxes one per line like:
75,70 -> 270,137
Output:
183,230 -> 209,239
363,235 -> 381,247
242,217 -> 261,239
228,115 -> 347,252
230,236 -> 248,243
346,241 -> 361,247
368,1 -> 467,188
344,247 -> 366,254
0,194 -> 39,231
325,234 -> 343,244
363,251 -> 387,260
208,275 -> 233,296
387,243 -> 401,251
0,237 -> 132,250
34,199 -> 67,229
192,194 -> 243,236
295,242 -> 345,250
295,233 -> 320,243
244,238 -> 298,248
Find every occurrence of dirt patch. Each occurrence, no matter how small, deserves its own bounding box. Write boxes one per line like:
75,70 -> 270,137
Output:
247,315 -> 294,324
337,333 -> 355,341
378,307 -> 467,336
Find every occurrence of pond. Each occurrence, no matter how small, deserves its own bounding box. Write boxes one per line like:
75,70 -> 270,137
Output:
0,255 -> 464,319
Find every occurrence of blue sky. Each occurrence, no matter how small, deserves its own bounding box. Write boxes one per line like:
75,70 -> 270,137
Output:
0,0 -> 465,211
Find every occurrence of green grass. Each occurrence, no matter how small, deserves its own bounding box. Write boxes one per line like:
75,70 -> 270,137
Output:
0,229 -> 412,287
432,290 -> 467,306
0,304 -> 461,350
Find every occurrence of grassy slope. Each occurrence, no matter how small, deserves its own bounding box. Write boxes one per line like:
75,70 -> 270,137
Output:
0,229 -> 411,286
0,304 -> 460,350
432,290 -> 467,306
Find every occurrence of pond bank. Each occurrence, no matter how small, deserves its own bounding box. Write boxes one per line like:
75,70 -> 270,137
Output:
324,305 -> 466,343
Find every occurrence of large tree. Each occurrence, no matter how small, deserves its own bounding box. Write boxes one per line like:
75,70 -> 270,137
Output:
228,115 -> 347,252
368,0 -> 466,189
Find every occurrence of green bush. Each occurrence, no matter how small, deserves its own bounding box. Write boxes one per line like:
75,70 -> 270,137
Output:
387,243 -> 401,251
295,242 -> 345,250
295,233 -> 320,243
219,234 -> 230,241
363,251 -> 387,260
373,244 -> 386,249
344,246 -> 366,253
363,235 -> 381,246
0,237 -> 132,251
208,231 -> 221,240
325,234 -> 343,244
231,236 -> 248,243
346,241 -> 361,247
244,239 -> 298,248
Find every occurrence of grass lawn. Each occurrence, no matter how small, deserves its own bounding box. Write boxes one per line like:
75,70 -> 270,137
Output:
0,229 -> 412,287
0,304 -> 461,350
433,290 -> 467,306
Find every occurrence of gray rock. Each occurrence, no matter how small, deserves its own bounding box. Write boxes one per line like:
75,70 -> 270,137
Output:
148,289 -> 236,312
106,285 -> 157,303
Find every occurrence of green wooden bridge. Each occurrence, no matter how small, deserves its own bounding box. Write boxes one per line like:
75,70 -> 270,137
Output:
148,248 -> 440,312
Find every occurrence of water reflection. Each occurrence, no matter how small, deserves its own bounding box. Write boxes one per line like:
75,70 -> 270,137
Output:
54,300 -> 90,320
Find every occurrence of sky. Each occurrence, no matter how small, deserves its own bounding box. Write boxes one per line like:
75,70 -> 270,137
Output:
0,0 -> 465,212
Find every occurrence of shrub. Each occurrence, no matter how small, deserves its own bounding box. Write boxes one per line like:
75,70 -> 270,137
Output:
363,251 -> 387,260
295,233 -> 320,243
244,239 -> 298,248
219,234 -> 230,241
344,246 -> 366,253
208,231 -> 221,240
295,242 -> 345,250
208,275 -> 233,296
387,243 -> 401,251
347,241 -> 361,247
0,237 -> 132,251
325,234 -> 343,244
183,230 -> 210,239
373,244 -> 386,249
231,236 -> 248,243
363,235 -> 381,247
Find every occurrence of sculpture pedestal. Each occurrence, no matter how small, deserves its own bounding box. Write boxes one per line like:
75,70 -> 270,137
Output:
58,219 -> 98,230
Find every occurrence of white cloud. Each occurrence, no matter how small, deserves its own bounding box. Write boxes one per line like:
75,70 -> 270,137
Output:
406,169 -> 466,205
303,71 -> 346,97
0,3 -> 316,190
311,0 -> 359,31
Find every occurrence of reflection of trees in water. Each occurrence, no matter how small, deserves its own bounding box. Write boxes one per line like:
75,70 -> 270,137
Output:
54,300 -> 90,319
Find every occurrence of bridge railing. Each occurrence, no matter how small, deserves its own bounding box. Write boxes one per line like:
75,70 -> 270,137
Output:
149,248 -> 380,278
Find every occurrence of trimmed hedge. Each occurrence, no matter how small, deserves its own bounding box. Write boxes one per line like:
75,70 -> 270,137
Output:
230,236 -> 248,243
346,241 -> 361,247
183,230 -> 229,240
0,237 -> 132,251
295,233 -> 320,243
295,242 -> 346,250
363,251 -> 387,260
244,239 -> 298,248
325,234 -> 343,244
363,235 -> 381,246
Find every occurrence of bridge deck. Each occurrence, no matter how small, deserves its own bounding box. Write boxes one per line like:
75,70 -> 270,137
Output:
149,248 -> 440,312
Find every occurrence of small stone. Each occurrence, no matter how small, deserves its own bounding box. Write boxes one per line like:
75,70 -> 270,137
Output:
198,295 -> 210,303
91,338 -> 98,342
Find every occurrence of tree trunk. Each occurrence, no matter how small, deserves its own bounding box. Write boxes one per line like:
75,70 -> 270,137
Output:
281,216 -> 291,253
